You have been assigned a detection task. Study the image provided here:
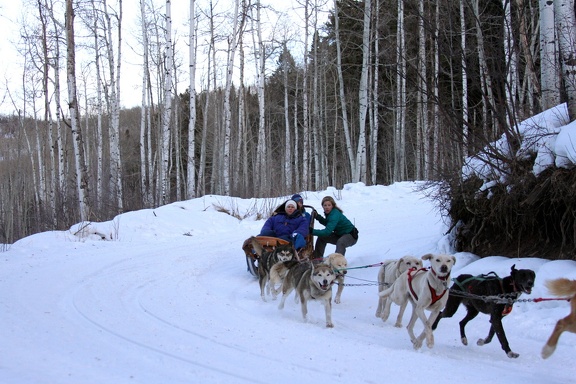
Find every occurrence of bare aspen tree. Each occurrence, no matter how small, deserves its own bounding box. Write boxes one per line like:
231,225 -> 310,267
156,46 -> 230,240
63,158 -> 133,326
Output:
503,0 -> 519,123
460,0 -> 469,157
539,0 -> 559,110
332,0 -> 354,180
65,0 -> 90,221
139,0 -> 153,207
312,26 -> 321,188
34,1 -> 50,220
253,0 -> 268,194
282,41 -> 293,192
472,0 -> 495,138
301,0 -> 311,189
393,0 -> 406,182
102,0 -> 123,211
89,0 -> 104,210
432,0 -> 440,175
160,0 -> 173,205
198,0 -> 218,196
369,0 -> 379,186
354,0 -> 370,183
554,0 -> 576,120
47,5 -> 67,217
416,0 -> 427,180
187,0 -> 197,199
517,0 -> 538,114
235,37 -> 246,194
222,0 -> 245,195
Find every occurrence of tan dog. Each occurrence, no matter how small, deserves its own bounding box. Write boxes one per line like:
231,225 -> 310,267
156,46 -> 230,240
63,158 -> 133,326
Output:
324,253 -> 348,304
375,256 -> 423,326
379,253 -> 455,350
541,278 -> 576,359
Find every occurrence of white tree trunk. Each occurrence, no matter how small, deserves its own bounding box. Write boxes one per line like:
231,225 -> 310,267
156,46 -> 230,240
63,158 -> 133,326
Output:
187,0 -> 197,199
65,0 -> 90,222
302,2 -> 311,189
417,0 -> 427,179
222,0 -> 242,196
355,0 -> 370,183
253,1 -> 267,194
160,0 -> 173,205
139,0 -> 152,207
473,0 -> 495,138
503,0 -> 518,123
370,0 -> 380,185
554,0 -> 576,120
460,0 -> 469,157
103,0 -> 123,211
540,0 -> 560,110
394,0 -> 406,181
432,0 -> 440,176
282,43 -> 293,192
333,0 -> 355,180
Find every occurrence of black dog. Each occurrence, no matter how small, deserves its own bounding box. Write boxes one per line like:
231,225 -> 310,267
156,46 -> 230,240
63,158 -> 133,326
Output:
432,264 -> 535,358
251,237 -> 295,302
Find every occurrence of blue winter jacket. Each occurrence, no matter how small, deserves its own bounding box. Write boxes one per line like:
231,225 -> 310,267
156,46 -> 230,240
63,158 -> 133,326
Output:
259,210 -> 309,241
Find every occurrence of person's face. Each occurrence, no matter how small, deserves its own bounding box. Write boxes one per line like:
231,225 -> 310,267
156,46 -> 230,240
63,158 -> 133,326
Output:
322,201 -> 333,214
286,205 -> 297,214
296,200 -> 303,208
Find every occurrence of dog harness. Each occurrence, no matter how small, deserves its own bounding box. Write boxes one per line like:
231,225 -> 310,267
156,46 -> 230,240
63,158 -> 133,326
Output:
407,267 -> 448,305
451,272 -> 517,316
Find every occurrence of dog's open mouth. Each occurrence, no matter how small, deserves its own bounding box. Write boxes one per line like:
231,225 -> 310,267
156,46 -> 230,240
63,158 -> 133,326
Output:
319,282 -> 331,290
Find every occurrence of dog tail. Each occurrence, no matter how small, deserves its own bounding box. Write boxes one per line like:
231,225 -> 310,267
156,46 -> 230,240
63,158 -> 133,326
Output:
546,278 -> 576,298
250,237 -> 265,258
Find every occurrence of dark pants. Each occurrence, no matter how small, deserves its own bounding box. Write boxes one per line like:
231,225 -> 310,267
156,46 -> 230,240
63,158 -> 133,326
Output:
313,232 -> 357,259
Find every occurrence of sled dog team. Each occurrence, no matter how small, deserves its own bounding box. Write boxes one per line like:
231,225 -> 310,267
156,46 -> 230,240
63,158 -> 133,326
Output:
253,243 -> 574,359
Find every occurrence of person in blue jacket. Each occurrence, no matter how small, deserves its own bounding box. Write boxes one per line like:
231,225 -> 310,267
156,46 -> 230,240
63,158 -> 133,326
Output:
259,200 -> 308,249
312,196 -> 358,259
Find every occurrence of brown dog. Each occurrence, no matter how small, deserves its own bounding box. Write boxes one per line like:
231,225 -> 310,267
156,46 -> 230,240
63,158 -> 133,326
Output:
541,278 -> 576,359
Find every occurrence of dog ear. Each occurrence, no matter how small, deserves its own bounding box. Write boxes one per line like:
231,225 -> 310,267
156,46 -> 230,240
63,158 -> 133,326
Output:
511,264 -> 517,274
421,253 -> 432,261
397,257 -> 405,271
451,255 -> 456,265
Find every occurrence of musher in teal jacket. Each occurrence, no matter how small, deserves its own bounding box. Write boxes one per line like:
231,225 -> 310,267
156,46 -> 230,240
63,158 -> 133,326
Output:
312,196 -> 358,259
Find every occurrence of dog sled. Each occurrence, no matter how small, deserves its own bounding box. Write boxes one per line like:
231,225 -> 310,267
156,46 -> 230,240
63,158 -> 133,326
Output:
242,205 -> 316,277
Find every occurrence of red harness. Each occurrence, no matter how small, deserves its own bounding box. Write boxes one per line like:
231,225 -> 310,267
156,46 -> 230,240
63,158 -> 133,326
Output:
407,267 -> 449,306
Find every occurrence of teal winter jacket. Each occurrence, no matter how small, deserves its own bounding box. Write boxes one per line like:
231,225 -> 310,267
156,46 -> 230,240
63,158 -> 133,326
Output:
312,208 -> 354,237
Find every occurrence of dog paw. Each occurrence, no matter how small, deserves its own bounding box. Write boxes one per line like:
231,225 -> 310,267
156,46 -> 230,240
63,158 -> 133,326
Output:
461,337 -> 468,346
412,339 -> 423,350
335,298 -> 341,304
394,322 -> 402,328
507,351 -> 519,358
326,322 -> 334,328
476,338 -> 486,346
541,345 -> 555,359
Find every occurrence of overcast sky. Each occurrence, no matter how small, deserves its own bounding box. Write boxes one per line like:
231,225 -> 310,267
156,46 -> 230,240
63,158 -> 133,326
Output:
0,1 -> 330,116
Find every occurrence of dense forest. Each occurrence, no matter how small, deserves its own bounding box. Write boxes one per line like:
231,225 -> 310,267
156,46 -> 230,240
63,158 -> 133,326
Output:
1,0 -> 576,260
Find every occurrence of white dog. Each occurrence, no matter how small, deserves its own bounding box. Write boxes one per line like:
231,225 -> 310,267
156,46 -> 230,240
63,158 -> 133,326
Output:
379,253 -> 455,350
375,256 -> 423,326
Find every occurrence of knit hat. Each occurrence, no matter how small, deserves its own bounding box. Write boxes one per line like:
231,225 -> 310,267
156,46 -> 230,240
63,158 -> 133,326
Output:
291,194 -> 303,203
285,200 -> 297,208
